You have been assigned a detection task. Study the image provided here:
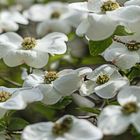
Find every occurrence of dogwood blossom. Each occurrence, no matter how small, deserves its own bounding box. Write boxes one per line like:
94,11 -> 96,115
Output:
103,40 -> 140,69
24,2 -> 85,36
23,67 -> 92,105
0,10 -> 28,33
69,0 -> 140,41
98,86 -> 140,135
22,115 -> 103,140
79,64 -> 129,99
0,32 -> 68,68
0,86 -> 43,118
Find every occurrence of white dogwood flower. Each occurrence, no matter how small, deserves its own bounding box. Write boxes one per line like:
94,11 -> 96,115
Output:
69,0 -> 140,41
79,64 -> 129,99
0,32 -> 68,68
0,86 -> 43,118
0,10 -> 28,33
22,115 -> 103,140
98,86 -> 140,135
103,39 -> 140,69
24,2 -> 85,36
23,67 -> 92,105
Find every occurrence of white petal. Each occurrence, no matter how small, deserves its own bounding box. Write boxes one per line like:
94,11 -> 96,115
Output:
64,116 -> 103,140
10,11 -> 28,25
40,32 -> 68,42
36,32 -> 68,55
76,18 -> 90,36
23,73 -> 44,87
58,69 -> 74,77
0,32 -> 23,47
72,94 -> 95,107
103,41 -> 128,61
132,111 -> 140,133
38,84 -> 62,105
53,74 -> 81,96
23,4 -> 48,22
103,42 -> 140,69
37,20 -> 71,37
22,122 -> 55,140
5,50 -> 49,68
95,79 -> 129,99
87,0 -> 103,13
0,20 -> 19,32
0,86 -> 18,93
0,93 -> 26,110
124,0 -> 140,6
1,10 -> 28,24
3,50 -> 24,67
114,53 -> 139,69
79,80 -> 95,96
66,10 -> 87,28
98,105 -> 131,135
118,86 -> 140,106
107,6 -> 140,23
69,2 -> 89,12
86,14 -> 119,41
75,67 -> 92,76
23,50 -> 49,68
87,64 -> 118,80
18,87 -> 43,103
0,88 -> 43,110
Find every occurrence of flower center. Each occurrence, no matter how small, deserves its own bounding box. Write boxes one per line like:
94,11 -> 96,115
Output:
52,117 -> 73,136
51,11 -> 61,19
101,0 -> 120,12
96,74 -> 110,85
22,37 -> 36,50
44,71 -> 58,84
122,102 -> 139,115
126,41 -> 140,51
0,91 -> 11,102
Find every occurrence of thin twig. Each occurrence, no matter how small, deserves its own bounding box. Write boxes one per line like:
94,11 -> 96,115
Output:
0,75 -> 22,87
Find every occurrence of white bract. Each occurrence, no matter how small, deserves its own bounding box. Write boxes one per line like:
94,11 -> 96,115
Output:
0,86 -> 43,118
0,10 -> 28,33
23,67 -> 92,105
69,0 -> 140,41
103,40 -> 140,69
98,86 -> 140,135
79,64 -> 129,99
24,2 -> 85,36
22,115 -> 103,140
0,32 -> 68,68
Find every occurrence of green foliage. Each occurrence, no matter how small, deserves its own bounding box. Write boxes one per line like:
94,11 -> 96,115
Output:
114,25 -> 133,36
48,96 -> 72,110
89,37 -> 113,56
8,117 -> 29,131
89,25 -> 133,57
81,55 -> 106,65
77,107 -> 100,115
0,118 -> 7,132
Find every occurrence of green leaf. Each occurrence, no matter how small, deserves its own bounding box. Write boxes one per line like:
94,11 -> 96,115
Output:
81,55 -> 106,65
114,25 -> 133,36
128,67 -> 140,81
77,107 -> 100,114
48,96 -> 72,110
89,37 -> 113,56
0,118 -> 6,132
8,117 -> 29,131
33,102 -> 56,120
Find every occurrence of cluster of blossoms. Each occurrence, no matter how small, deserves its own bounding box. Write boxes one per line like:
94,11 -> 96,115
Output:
0,0 -> 140,140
